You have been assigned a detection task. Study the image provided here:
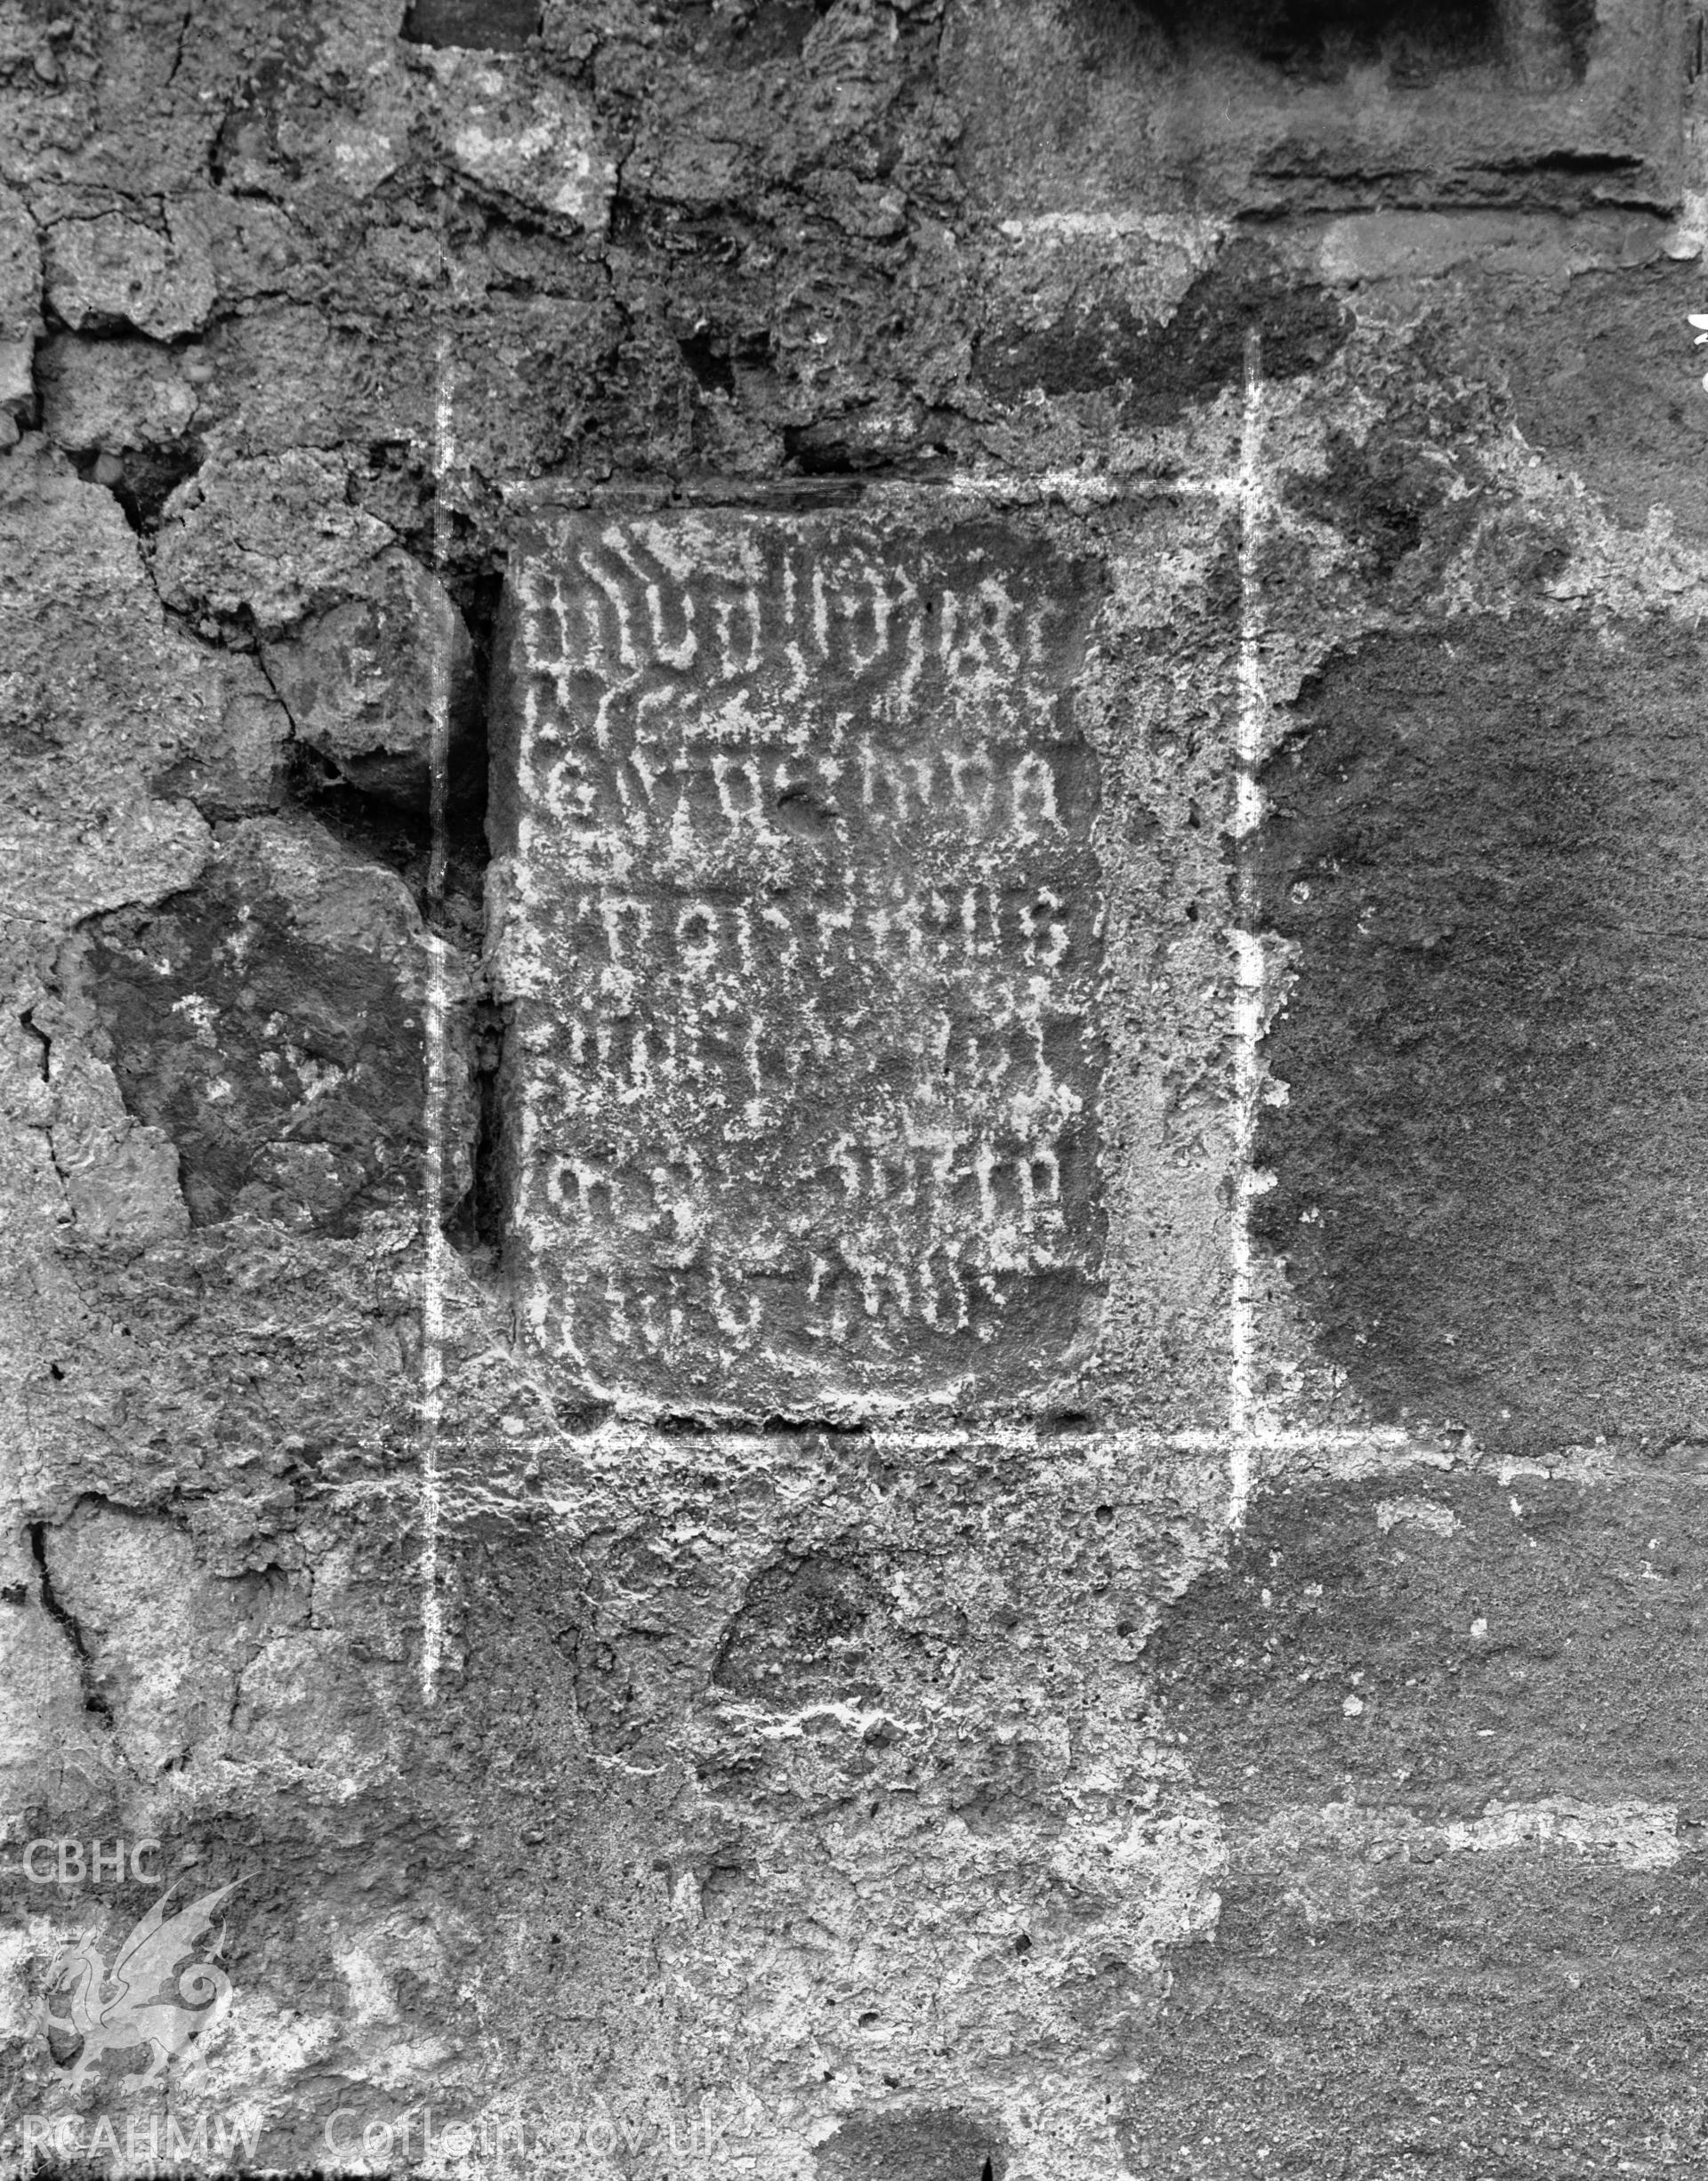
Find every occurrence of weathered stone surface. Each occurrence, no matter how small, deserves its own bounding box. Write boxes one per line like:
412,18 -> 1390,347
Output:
205,5 -> 422,206
179,291 -> 616,480
709,1549 -> 888,1702
1488,254 -> 1708,539
0,181 -> 41,435
975,236 -> 1349,423
0,181 -> 40,343
1147,1464 -> 1708,1814
0,346 -> 28,440
1128,1462 -> 1708,2171
44,1501 -> 310,1776
149,652 -> 291,820
153,448 -> 393,633
43,1047 -> 189,1248
6,0 -> 1708,2168
262,548 -> 479,812
37,333 -> 203,456
0,444 -> 211,931
493,508 -> 1108,1412
1254,613 -> 1708,1453
947,0 -> 1682,216
426,51 -> 614,229
0,1598 -> 85,1808
42,206 -> 215,340
76,817 -> 448,1236
817,2106 -> 1011,2180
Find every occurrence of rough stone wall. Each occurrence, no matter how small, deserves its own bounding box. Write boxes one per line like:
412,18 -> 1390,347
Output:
2,1 -> 1707,2177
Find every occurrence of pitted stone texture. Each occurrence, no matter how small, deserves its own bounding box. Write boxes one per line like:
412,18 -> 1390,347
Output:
44,1047 -> 188,1247
149,652 -> 290,820
37,334 -> 204,455
425,51 -> 613,228
0,447 -> 211,931
43,207 -> 215,340
0,1599 -> 85,1807
44,1501 -> 310,1777
0,181 -> 40,342
153,448 -> 392,634
1126,1465 -> 1708,2172
492,509 -> 1109,1413
816,2109 -> 1011,2181
0,180 -> 40,433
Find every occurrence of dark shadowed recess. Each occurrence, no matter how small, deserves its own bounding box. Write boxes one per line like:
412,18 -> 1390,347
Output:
671,0 -> 838,68
69,443 -> 203,537
287,562 -> 498,917
83,843 -> 425,1237
1132,0 -> 1496,68
815,2109 -> 1009,2181
401,0 -> 540,50
1114,0 -> 1595,79
286,560 -> 504,1258
974,242 -> 1348,424
1282,423 -> 1458,581
451,567 -> 508,1261
1253,612 -> 1708,1453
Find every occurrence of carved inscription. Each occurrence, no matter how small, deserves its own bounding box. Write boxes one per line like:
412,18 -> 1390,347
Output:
495,511 -> 1108,1404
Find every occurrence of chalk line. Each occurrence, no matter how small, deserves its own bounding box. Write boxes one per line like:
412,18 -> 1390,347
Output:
419,329 -> 455,1703
1228,326 -> 1267,1528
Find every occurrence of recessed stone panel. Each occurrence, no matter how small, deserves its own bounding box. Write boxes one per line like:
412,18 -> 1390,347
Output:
492,509 -> 1110,1412
949,0 -> 1682,216
1253,612 -> 1708,1453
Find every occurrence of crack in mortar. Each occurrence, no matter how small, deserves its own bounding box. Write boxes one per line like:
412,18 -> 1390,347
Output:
19,1003 -> 50,1084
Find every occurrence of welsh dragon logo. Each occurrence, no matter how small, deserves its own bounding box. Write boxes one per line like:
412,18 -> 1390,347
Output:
42,1879 -> 240,2091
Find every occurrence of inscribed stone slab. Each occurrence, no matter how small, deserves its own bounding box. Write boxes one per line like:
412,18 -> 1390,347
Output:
493,510 -> 1109,1412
